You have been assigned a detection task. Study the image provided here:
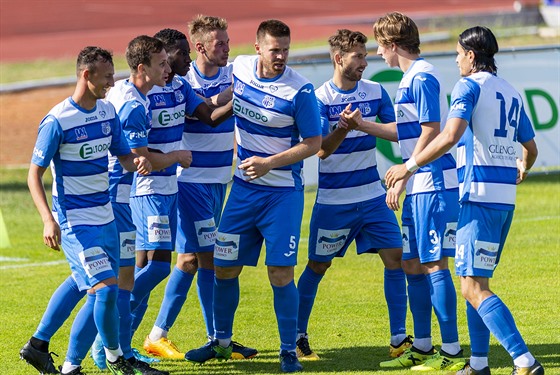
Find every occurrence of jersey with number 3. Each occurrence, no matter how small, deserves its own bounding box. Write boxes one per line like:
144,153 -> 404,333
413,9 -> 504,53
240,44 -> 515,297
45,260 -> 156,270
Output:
448,71 -> 535,209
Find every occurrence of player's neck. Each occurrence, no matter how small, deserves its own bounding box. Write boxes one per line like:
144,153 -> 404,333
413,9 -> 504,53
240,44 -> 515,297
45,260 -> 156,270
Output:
72,87 -> 96,111
129,74 -> 153,95
332,73 -> 357,92
196,59 -> 219,77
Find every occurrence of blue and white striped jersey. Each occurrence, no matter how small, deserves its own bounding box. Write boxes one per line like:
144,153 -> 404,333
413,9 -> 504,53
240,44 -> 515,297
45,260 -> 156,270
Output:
231,55 -> 322,190
31,97 -> 130,229
142,75 -> 203,195
106,79 -> 150,203
448,71 -> 535,209
315,79 -> 395,204
395,58 -> 458,195
180,62 -> 235,184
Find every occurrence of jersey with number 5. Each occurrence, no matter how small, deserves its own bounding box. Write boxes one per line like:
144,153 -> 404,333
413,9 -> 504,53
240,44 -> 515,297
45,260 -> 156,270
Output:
448,71 -> 535,208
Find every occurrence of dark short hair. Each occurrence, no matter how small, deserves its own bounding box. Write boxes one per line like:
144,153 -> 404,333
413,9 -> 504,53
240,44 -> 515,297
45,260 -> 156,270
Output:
256,19 -> 290,42
125,35 -> 165,72
372,12 -> 420,54
76,46 -> 113,76
458,26 -> 499,74
154,28 -> 187,53
328,29 -> 368,62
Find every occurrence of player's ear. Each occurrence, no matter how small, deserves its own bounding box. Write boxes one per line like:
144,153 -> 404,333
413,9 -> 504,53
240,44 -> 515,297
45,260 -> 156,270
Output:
195,42 -> 205,54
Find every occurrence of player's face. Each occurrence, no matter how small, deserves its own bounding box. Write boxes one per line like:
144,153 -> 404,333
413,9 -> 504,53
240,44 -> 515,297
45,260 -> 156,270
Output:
455,42 -> 473,77
377,43 -> 398,68
255,34 -> 290,78
145,49 -> 171,87
88,60 -> 115,99
168,39 -> 192,77
203,29 -> 230,67
339,45 -> 368,82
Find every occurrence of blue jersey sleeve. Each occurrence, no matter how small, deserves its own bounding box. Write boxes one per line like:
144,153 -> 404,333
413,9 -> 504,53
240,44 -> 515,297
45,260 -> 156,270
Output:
108,116 -> 132,156
316,97 -> 331,137
516,105 -> 536,143
31,115 -> 63,167
293,83 -> 322,139
118,101 -> 149,149
378,86 -> 396,123
412,72 -> 441,124
448,78 -> 480,121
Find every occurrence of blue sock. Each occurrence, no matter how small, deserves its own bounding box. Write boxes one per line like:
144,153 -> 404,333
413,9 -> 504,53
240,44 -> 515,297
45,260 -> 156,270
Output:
406,273 -> 432,340
117,289 -> 133,359
94,284 -> 120,350
66,293 -> 97,365
130,260 -> 170,312
384,268 -> 407,336
478,295 -> 528,360
155,267 -> 194,331
427,269 -> 459,344
273,281 -> 299,352
34,276 -> 86,341
196,268 -> 215,338
467,301 -> 490,357
213,277 -> 239,340
130,294 -> 149,336
296,266 -> 323,334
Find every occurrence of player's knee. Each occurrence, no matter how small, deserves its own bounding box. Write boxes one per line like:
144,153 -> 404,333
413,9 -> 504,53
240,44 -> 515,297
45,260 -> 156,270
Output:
308,260 -> 331,275
176,253 -> 198,274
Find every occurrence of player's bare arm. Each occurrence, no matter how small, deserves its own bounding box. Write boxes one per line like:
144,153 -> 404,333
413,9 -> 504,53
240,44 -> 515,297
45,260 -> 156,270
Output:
132,146 -> 192,170
516,139 -> 538,184
27,164 -> 61,250
117,153 -> 153,175
239,135 -> 321,180
192,99 -> 233,127
342,107 -> 398,142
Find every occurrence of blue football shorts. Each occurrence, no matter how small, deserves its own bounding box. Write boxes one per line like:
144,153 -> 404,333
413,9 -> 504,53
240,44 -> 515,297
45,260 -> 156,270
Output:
61,222 -> 119,291
213,181 -> 304,267
455,201 -> 513,278
401,189 -> 459,263
130,194 -> 177,251
308,195 -> 402,262
176,182 -> 227,254
112,202 -> 136,267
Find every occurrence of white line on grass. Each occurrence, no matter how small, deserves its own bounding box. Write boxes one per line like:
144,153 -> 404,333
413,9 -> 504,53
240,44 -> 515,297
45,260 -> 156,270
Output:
0,256 -> 28,262
0,260 -> 66,270
515,215 -> 559,223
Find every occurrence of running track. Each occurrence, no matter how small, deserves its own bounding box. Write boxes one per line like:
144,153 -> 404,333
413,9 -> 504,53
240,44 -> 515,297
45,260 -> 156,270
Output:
0,0 -> 539,62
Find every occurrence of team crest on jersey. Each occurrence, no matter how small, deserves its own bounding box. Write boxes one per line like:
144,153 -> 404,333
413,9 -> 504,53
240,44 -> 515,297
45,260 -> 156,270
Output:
234,81 -> 245,95
262,95 -> 275,109
358,102 -> 371,116
358,91 -> 366,99
75,127 -> 88,141
269,85 -> 278,92
174,90 -> 184,103
152,94 -> 166,107
101,122 -> 111,135
99,110 -> 106,118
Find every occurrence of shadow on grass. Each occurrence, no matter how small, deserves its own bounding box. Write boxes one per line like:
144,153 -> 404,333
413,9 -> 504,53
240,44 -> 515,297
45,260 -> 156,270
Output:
146,344 -> 559,374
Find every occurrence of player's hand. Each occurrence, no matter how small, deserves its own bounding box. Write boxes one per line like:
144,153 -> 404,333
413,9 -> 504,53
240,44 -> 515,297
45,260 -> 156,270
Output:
516,158 -> 529,184
341,107 -> 362,131
175,150 -> 193,169
386,179 -> 405,211
385,164 -> 410,189
134,156 -> 152,175
43,219 -> 61,251
238,156 -> 271,180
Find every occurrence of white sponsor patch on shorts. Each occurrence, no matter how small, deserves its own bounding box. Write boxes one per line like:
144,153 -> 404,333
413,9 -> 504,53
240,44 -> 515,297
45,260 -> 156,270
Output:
214,232 -> 240,261
473,240 -> 499,270
443,222 -> 457,250
315,228 -> 350,256
148,215 -> 172,243
79,247 -> 112,278
119,231 -> 136,260
402,227 -> 411,254
195,218 -> 217,247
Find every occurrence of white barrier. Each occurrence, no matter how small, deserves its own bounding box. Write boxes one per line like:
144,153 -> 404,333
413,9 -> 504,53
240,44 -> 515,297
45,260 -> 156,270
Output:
294,46 -> 560,186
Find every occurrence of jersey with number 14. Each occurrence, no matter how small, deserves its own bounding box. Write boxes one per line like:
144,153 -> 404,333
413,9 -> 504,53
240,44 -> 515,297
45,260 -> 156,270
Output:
231,55 -> 322,190
448,71 -> 535,209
